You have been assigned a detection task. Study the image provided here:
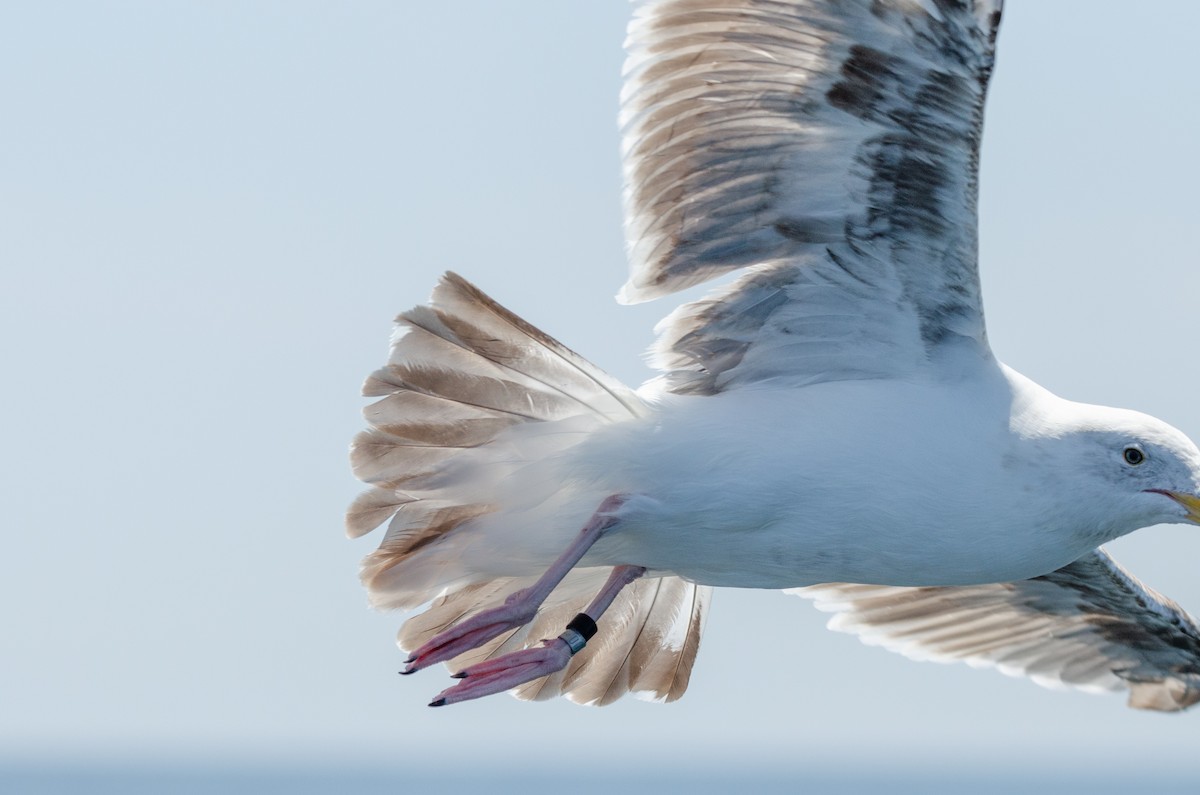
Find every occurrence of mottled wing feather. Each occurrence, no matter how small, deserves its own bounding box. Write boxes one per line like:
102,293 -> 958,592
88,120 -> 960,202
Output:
621,0 -> 1002,392
791,548 -> 1200,711
647,254 -> 923,394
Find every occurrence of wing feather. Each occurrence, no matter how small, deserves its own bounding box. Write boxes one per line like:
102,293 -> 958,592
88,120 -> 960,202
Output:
622,0 -> 1003,393
792,548 -> 1200,711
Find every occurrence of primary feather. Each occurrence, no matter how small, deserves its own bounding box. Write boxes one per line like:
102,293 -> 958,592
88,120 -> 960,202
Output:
794,549 -> 1200,712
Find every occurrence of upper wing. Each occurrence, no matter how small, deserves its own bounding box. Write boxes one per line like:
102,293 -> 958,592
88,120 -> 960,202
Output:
791,549 -> 1200,712
620,0 -> 1002,393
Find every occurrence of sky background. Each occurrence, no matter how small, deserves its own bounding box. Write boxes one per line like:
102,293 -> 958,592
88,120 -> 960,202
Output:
3,1 -> 1200,790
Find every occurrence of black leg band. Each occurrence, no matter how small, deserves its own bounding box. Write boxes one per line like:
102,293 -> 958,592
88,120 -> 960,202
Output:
557,613 -> 598,656
566,613 -> 597,641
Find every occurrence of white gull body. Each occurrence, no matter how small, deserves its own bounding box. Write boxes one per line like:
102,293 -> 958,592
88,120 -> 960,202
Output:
575,369 -> 1199,589
383,355 -> 1199,593
348,0 -> 1200,711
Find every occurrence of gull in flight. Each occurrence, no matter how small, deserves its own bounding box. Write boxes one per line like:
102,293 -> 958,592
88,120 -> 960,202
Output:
347,0 -> 1200,711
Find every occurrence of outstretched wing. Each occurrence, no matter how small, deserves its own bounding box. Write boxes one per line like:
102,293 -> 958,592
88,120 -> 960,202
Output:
620,0 -> 1003,394
792,549 -> 1200,712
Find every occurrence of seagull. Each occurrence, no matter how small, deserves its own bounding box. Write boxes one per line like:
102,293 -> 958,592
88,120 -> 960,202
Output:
347,0 -> 1200,711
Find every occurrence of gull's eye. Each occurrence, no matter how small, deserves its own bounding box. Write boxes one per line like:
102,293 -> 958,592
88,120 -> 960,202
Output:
1123,447 -> 1146,466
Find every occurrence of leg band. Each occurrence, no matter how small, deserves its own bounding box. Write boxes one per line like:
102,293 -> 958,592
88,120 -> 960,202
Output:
565,613 -> 598,641
557,613 -> 598,656
558,629 -> 588,655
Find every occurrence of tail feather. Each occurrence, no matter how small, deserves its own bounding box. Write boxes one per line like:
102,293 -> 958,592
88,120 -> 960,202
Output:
574,575 -> 709,705
362,390 -> 522,447
369,361 -> 581,421
396,568 -> 710,706
349,428 -> 466,488
345,487 -> 416,540
347,272 -> 712,704
427,273 -> 647,421
373,500 -> 492,563
519,574 -> 710,706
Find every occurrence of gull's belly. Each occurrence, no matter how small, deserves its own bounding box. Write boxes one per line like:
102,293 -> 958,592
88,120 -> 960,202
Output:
607,500 -> 1074,589
581,378 -> 1081,588
594,469 -> 1072,589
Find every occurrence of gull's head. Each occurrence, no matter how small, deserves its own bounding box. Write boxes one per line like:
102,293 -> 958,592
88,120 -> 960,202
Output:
1015,400 -> 1200,540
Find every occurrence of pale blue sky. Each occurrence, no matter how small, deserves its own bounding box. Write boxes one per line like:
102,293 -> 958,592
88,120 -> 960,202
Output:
3,1 -> 1199,788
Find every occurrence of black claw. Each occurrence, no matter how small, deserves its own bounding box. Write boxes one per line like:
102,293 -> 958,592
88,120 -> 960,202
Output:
450,671 -> 467,679
399,667 -> 417,676
428,698 -> 446,708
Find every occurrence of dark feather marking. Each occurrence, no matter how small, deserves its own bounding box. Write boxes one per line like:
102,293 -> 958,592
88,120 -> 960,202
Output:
804,546 -> 1200,710
825,247 -> 874,288
826,45 -> 900,120
659,270 -> 798,394
1033,556 -> 1200,670
987,10 -> 1002,46
773,217 -> 843,245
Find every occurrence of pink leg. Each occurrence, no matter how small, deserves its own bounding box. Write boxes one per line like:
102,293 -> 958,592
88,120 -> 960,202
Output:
429,564 -> 646,707
401,495 -> 628,675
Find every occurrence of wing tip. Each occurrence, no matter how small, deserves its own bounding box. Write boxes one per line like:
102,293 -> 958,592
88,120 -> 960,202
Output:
1127,678 -> 1200,713
616,279 -> 653,305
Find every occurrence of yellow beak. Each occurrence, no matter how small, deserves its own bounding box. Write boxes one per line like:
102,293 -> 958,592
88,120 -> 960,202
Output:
1166,491 -> 1200,524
